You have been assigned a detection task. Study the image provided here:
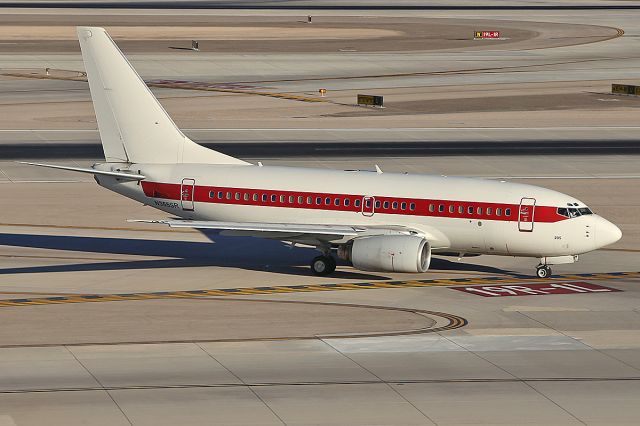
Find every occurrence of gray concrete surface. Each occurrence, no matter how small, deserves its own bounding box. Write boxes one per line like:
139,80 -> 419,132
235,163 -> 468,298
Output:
3,127 -> 640,145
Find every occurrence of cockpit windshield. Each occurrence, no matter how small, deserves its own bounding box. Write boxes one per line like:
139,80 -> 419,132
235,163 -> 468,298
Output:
557,207 -> 593,218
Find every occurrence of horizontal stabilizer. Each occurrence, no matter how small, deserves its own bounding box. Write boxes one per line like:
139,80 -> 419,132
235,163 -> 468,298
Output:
19,162 -> 146,180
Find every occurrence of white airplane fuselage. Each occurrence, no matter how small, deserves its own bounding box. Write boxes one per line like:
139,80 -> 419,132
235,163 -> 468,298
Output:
95,162 -> 622,259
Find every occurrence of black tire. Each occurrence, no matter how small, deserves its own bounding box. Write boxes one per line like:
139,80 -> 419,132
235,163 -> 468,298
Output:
536,265 -> 552,279
311,255 -> 336,276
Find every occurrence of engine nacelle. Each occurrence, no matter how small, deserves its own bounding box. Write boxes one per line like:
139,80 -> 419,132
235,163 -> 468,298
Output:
338,235 -> 431,273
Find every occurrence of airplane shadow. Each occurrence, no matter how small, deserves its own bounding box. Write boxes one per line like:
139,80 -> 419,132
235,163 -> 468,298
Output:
0,233 -> 385,279
0,233 -> 518,279
429,257 -> 526,278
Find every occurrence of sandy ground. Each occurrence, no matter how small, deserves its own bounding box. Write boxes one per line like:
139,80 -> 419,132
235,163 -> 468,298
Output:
0,15 -> 621,53
0,25 -> 402,40
0,298 -> 435,346
0,81 -> 638,129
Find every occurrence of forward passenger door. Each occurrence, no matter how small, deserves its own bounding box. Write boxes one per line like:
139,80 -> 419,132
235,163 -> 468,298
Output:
518,197 -> 536,232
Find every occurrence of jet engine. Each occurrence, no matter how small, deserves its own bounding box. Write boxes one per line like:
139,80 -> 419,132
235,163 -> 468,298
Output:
338,235 -> 431,273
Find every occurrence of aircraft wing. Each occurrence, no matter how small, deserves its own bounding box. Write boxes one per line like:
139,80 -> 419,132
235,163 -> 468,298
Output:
131,219 -> 365,240
132,219 -> 363,235
129,219 -> 444,246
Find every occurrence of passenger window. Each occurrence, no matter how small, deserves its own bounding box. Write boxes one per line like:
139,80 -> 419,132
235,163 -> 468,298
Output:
209,191 -> 215,199
344,199 -> 351,207
235,192 -> 240,200
505,208 -> 511,216
383,201 -> 390,209
271,194 -> 277,202
409,203 -> 415,211
335,198 -> 340,206
253,193 -> 258,202
468,206 -> 474,214
449,205 -> 454,213
316,197 -> 322,205
458,205 -> 464,214
244,193 -> 249,201
392,201 -> 398,210
218,191 -> 223,199
438,204 -> 444,212
307,196 -> 312,204
262,194 -> 267,202
298,196 -> 303,204
325,197 -> 331,205
401,202 -> 407,210
365,199 -> 371,208
375,200 -> 381,209
477,207 -> 483,215
289,195 -> 294,203
355,199 -> 361,208
226,192 -> 232,200
487,207 -> 493,215
429,204 -> 435,212
280,195 -> 285,203
496,208 -> 502,216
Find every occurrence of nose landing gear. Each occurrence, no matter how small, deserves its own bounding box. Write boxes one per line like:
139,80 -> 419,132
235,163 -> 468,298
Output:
311,255 -> 336,276
536,264 -> 552,279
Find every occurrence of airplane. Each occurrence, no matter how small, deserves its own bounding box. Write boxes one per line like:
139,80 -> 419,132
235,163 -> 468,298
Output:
23,27 -> 622,279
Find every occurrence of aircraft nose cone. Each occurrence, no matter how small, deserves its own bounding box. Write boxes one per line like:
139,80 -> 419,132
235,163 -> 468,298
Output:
596,216 -> 622,248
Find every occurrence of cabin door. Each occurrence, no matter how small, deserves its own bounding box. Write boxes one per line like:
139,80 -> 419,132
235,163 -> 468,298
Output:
180,178 -> 196,211
362,196 -> 375,217
518,197 -> 536,232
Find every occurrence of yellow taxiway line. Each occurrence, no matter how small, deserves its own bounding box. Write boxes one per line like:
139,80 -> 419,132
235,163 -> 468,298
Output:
0,271 -> 637,308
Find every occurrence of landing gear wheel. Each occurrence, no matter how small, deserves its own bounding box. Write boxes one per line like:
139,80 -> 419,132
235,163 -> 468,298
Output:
311,255 -> 336,276
536,265 -> 552,279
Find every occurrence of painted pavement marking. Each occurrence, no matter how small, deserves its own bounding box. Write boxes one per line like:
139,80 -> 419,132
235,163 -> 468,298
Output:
453,281 -> 621,297
0,271 -> 637,308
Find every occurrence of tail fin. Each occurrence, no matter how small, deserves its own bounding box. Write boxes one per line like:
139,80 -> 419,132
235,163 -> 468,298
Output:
77,26 -> 247,165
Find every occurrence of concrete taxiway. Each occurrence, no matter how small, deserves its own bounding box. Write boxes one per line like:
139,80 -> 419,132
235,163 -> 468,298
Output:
1,2 -> 640,425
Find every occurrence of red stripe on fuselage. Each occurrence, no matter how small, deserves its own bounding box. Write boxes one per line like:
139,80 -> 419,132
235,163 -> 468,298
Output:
141,181 -> 566,223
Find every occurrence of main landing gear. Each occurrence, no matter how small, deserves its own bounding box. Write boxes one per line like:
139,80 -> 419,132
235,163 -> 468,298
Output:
536,264 -> 552,279
311,255 -> 336,276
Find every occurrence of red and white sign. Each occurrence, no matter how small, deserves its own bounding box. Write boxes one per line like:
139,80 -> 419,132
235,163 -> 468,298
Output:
453,281 -> 620,297
475,31 -> 501,39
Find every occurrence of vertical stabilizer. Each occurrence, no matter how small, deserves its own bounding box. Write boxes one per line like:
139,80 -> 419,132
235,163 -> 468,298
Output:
77,27 -> 248,165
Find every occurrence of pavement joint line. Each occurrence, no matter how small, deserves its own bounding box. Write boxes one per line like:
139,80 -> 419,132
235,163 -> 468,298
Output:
6,127 -> 640,132
4,376 -> 640,394
0,271 -> 637,308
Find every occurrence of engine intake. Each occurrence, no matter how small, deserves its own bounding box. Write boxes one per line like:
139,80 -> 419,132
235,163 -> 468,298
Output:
338,235 -> 431,273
